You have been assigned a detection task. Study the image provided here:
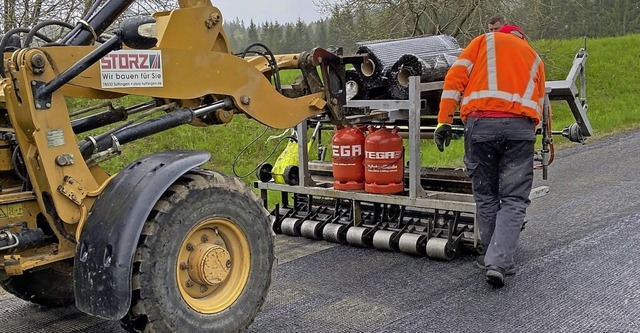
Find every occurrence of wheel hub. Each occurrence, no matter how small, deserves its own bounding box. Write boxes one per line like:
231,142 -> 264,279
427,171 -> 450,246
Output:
176,218 -> 251,313
188,244 -> 232,286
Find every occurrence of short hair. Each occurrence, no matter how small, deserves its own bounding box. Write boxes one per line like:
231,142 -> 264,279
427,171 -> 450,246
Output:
488,15 -> 506,25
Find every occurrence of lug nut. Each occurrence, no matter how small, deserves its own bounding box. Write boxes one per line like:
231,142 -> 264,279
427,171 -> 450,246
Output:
186,280 -> 194,288
186,243 -> 194,251
226,260 -> 232,269
200,286 -> 208,293
180,262 -> 188,270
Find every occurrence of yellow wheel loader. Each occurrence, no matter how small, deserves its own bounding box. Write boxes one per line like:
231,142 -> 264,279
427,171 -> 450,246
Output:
0,0 -> 355,332
0,0 -> 593,330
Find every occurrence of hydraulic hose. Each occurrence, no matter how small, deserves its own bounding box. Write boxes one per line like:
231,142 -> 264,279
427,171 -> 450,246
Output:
0,28 -> 54,78
61,0 -> 134,45
241,42 -> 282,92
24,20 -> 76,47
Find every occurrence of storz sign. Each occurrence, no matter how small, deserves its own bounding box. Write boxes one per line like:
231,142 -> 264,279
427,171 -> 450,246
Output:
100,50 -> 163,88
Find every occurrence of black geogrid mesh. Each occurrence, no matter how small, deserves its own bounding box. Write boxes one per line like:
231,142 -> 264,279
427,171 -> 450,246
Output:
354,35 -> 461,99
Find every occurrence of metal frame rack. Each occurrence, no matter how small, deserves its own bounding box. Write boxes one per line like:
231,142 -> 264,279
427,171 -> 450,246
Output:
258,77 -> 481,209
256,77 -> 485,260
254,48 -> 589,261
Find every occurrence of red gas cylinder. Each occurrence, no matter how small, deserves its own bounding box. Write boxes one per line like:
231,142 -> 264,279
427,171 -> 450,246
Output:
332,126 -> 366,190
364,126 -> 404,194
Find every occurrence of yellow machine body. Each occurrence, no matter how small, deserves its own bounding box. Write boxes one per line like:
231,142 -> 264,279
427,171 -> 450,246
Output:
0,0 -> 335,276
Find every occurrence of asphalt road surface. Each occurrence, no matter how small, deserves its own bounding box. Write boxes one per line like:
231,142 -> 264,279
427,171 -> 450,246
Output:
1,130 -> 639,333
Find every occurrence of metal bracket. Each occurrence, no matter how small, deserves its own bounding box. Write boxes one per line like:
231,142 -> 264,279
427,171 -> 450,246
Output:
352,200 -> 362,226
57,176 -> 87,206
86,134 -> 122,166
312,47 -> 363,124
296,120 -> 316,187
408,76 -> 427,199
545,49 -> 592,137
3,255 -> 23,275
31,80 -> 51,110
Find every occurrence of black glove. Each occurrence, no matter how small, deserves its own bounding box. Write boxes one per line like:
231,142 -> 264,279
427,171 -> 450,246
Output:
433,123 -> 452,152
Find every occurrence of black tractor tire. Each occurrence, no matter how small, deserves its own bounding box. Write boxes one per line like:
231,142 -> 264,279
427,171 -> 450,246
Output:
121,169 -> 275,333
0,259 -> 74,307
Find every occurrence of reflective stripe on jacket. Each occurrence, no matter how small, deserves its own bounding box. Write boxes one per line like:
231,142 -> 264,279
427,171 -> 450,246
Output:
438,32 -> 546,125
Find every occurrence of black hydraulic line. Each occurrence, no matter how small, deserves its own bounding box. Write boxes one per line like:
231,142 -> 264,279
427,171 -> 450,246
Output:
112,111 -> 190,142
0,27 -> 53,49
11,148 -> 29,184
84,0 -> 105,20
70,100 -> 156,134
241,43 -> 282,92
80,103 -> 175,155
24,20 -> 75,47
81,108 -> 195,158
0,28 -> 54,78
0,228 -> 46,253
62,0 -> 134,46
35,33 -> 122,105
125,100 -> 159,115
0,31 -> 24,51
60,0 -> 104,43
69,101 -> 113,117
72,107 -> 127,134
80,99 -> 231,159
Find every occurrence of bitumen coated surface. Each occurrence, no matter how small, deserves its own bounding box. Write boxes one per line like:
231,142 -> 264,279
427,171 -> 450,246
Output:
1,130 -> 639,333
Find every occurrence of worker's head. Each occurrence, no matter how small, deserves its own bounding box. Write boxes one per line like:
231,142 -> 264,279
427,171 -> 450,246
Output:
498,24 -> 526,40
487,15 -> 506,32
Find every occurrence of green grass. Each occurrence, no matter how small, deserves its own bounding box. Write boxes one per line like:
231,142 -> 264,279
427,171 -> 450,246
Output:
429,34 -> 640,167
536,34 -> 640,136
70,34 -> 640,189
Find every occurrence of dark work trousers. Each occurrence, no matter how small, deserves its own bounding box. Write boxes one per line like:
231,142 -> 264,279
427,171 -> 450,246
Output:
463,116 -> 536,270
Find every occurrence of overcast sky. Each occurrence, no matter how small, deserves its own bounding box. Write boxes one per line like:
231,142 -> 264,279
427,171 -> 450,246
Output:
214,0 -> 334,25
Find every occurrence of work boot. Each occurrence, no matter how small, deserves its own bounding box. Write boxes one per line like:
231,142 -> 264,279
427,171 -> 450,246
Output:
486,267 -> 505,287
475,256 -> 516,275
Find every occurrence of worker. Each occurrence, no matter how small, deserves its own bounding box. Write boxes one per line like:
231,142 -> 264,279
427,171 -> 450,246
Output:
433,25 -> 545,287
487,15 -> 506,32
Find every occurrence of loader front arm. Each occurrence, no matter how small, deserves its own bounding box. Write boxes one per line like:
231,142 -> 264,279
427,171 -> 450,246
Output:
0,0 -> 352,277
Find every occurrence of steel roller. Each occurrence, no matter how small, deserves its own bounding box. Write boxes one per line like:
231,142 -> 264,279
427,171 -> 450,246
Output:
280,217 -> 302,236
300,220 -> 322,240
425,237 -> 456,260
346,226 -> 368,247
322,223 -> 347,243
372,230 -> 396,251
398,233 -> 424,255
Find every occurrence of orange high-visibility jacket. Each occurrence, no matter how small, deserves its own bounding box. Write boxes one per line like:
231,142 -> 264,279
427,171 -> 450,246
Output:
438,32 -> 546,125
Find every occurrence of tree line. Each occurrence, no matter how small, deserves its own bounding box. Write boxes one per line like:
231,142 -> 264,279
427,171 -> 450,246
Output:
1,0 -> 638,54
224,18 -> 329,55
225,0 -> 639,54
